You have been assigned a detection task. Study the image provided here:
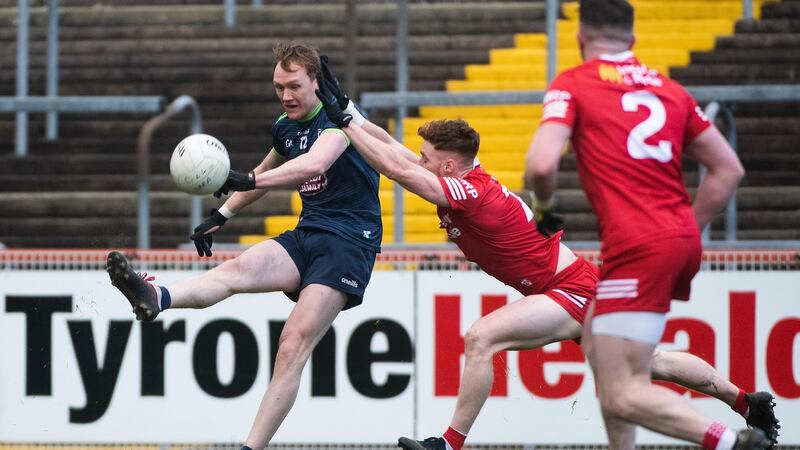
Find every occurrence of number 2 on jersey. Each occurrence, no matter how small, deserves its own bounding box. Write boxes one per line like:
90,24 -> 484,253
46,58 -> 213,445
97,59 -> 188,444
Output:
622,90 -> 673,163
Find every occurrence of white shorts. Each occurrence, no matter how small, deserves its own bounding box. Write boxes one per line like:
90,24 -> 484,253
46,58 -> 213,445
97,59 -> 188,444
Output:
591,310 -> 667,345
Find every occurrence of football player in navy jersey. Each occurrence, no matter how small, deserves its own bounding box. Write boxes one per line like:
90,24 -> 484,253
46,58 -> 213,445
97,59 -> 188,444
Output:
106,42 -> 382,450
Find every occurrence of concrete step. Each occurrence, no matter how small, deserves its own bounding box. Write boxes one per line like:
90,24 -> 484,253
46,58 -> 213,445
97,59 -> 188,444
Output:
715,33 -> 800,49
690,48 -> 800,65
0,3 -> 546,27
0,191 -> 293,218
0,48 -> 492,70
669,64 -> 800,84
762,1 -> 800,20
0,217 -> 260,249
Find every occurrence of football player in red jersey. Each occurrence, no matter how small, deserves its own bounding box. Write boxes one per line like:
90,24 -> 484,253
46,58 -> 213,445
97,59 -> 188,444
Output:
525,1 -> 777,450
315,57 -> 777,450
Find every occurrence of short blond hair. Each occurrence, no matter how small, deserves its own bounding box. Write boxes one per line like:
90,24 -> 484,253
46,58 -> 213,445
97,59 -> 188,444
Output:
273,41 -> 321,79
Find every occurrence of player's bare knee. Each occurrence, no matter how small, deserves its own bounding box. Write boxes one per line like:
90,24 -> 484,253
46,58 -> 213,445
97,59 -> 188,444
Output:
213,258 -> 252,292
599,391 -> 637,422
463,323 -> 494,359
214,258 -> 242,278
650,350 -> 671,380
274,330 -> 311,367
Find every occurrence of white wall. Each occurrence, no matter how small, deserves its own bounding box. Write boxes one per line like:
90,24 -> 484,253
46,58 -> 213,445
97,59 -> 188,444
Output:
0,270 -> 797,445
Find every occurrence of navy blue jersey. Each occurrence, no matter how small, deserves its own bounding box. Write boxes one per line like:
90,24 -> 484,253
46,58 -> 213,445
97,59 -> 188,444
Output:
272,103 -> 382,252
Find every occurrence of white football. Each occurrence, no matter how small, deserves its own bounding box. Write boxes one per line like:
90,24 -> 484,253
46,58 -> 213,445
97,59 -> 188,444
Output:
169,133 -> 230,195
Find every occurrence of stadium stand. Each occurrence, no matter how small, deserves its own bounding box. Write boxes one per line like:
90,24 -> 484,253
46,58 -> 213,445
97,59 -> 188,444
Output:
0,0 -> 548,248
0,0 -> 797,247
671,0 -> 800,240
393,0 -> 800,242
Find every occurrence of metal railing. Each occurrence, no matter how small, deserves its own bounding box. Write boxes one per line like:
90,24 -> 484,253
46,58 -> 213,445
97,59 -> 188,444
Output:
223,0 -> 263,27
136,95 -> 203,250
0,95 -> 165,157
2,248 -> 798,272
700,101 -> 737,242
360,84 -> 800,245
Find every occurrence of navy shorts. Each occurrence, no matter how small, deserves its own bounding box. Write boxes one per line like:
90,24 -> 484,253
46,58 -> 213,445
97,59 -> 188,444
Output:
273,227 -> 377,310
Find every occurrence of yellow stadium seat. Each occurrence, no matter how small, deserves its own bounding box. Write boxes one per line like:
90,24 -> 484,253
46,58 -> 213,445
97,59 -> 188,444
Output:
562,1 -> 753,21
406,117 -> 536,136
239,234 -> 269,245
446,79 -> 548,92
289,187 -> 435,216
264,215 -> 298,235
514,32 -> 716,52
477,153 -> 528,172
418,104 -> 543,119
488,48 -> 684,69
403,134 -> 534,155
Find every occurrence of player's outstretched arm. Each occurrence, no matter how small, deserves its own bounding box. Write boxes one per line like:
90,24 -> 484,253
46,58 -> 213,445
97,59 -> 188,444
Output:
247,131 -> 349,190
359,120 -> 421,164
343,123 -> 450,207
317,55 -> 419,164
684,126 -> 745,229
315,67 -> 449,206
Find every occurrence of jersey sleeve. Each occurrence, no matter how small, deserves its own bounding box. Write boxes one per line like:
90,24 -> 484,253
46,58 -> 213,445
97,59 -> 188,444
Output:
271,116 -> 287,156
683,91 -> 713,143
437,176 -> 480,212
540,71 -> 578,128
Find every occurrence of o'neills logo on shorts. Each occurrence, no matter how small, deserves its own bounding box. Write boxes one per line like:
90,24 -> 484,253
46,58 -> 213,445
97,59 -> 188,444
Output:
340,277 -> 359,288
299,174 -> 328,195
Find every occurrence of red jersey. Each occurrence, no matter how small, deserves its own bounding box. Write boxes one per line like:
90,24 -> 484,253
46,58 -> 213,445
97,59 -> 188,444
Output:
541,51 -> 711,257
437,164 -> 562,295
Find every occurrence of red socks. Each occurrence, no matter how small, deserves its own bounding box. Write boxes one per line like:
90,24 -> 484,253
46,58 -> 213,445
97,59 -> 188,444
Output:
732,389 -> 749,417
703,421 -> 737,450
443,427 -> 466,450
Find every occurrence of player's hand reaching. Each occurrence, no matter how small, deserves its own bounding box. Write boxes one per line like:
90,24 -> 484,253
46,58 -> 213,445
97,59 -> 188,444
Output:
316,72 -> 353,128
316,55 -> 365,128
213,169 -> 256,198
319,55 -> 349,110
190,208 -> 228,257
532,198 -> 565,237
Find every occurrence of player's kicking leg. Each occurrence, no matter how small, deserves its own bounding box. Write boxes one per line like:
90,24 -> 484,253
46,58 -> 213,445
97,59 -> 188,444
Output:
398,294 -> 582,450
106,251 -> 162,321
107,239 -> 301,320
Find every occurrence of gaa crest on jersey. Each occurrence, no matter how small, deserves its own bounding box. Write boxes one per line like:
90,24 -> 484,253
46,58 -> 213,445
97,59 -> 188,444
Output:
299,174 -> 328,195
447,227 -> 461,239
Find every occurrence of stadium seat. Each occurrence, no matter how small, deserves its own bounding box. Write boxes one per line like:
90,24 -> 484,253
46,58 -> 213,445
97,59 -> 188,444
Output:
399,0 -> 797,243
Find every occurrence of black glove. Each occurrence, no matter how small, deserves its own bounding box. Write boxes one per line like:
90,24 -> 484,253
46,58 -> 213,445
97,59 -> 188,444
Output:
316,84 -> 352,128
319,55 -> 350,110
189,208 -> 228,257
213,169 -> 256,198
315,57 -> 353,128
534,202 -> 565,237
